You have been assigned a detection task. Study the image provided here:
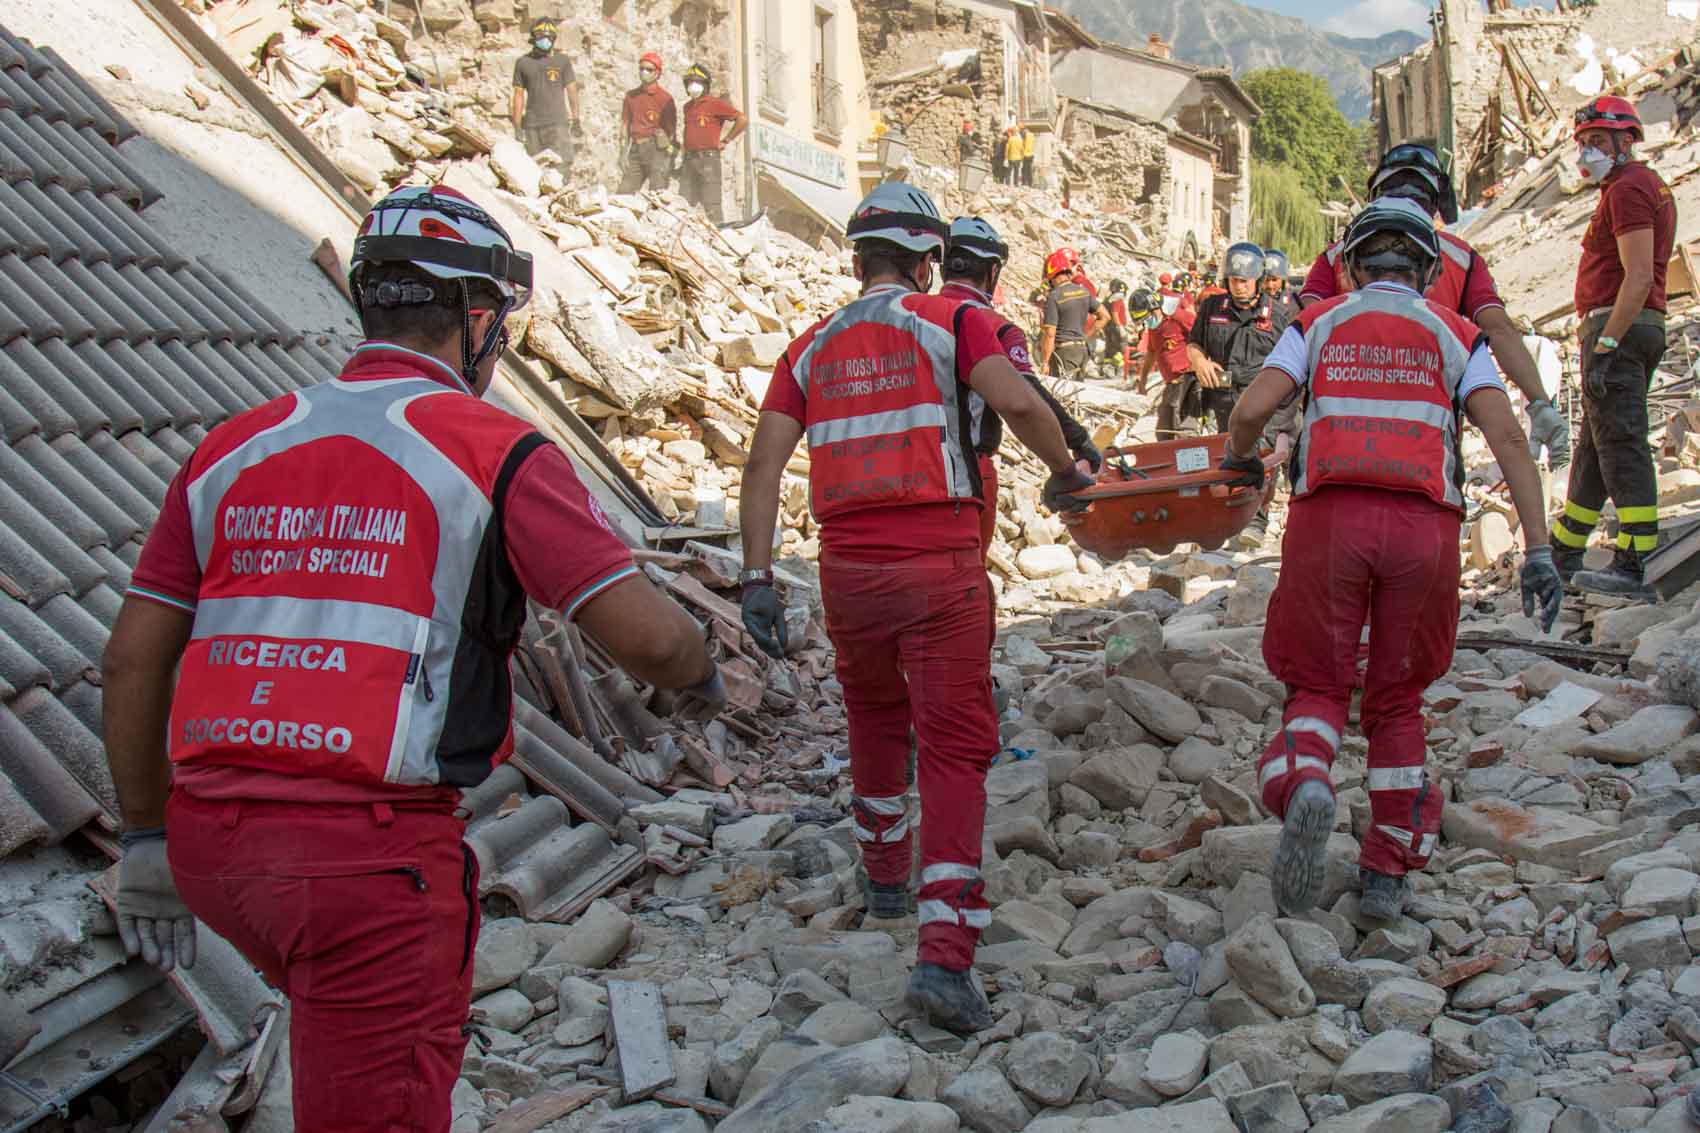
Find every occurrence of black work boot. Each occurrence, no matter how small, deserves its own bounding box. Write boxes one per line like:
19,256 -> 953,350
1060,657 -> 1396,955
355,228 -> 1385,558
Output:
865,880 -> 910,919
1273,779 -> 1335,914
1550,541 -> 1586,584
1573,548 -> 1657,601
906,963 -> 993,1034
1360,869 -> 1410,922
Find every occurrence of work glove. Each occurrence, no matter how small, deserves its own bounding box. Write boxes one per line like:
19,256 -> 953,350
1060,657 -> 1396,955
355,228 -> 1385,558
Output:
571,118 -> 585,139
1527,399 -> 1571,466
1072,440 -> 1103,475
1583,343 -> 1618,401
1521,545 -> 1565,633
116,829 -> 197,972
1042,466 -> 1096,513
741,581 -> 788,660
673,666 -> 728,722
1218,445 -> 1265,490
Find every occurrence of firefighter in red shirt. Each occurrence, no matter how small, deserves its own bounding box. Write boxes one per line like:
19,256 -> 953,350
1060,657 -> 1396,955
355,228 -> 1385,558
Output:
1221,199 -> 1563,922
678,62 -> 745,224
1300,144 -> 1570,471
1552,96 -> 1677,599
1141,285 -> 1198,434
101,186 -> 725,1132
737,185 -> 1093,1033
618,51 -> 677,193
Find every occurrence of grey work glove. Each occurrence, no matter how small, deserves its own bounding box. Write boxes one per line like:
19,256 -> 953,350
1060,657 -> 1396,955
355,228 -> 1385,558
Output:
116,829 -> 198,971
673,666 -> 727,722
1521,545 -> 1565,633
1218,445 -> 1265,490
1527,399 -> 1570,466
740,582 -> 788,660
1042,466 -> 1096,513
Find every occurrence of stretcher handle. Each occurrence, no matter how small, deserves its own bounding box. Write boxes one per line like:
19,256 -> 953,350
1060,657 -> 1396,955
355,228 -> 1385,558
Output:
1073,447 -> 1282,501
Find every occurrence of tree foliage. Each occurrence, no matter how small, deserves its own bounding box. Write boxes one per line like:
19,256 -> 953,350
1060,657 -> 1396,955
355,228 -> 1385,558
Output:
1250,162 -> 1330,266
1241,67 -> 1366,203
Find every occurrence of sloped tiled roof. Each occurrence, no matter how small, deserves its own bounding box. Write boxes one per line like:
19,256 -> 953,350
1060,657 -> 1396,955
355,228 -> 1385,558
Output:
0,22 -> 343,857
0,22 -> 325,1115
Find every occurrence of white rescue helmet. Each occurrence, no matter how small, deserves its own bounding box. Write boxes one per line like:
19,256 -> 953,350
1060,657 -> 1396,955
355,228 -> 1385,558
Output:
946,216 -> 1009,264
846,182 -> 948,255
351,184 -> 533,310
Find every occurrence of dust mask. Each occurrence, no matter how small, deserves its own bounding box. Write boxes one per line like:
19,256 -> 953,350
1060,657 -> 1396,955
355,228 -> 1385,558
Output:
533,36 -> 552,52
1578,144 -> 1618,183
1161,295 -> 1180,317
686,82 -> 705,97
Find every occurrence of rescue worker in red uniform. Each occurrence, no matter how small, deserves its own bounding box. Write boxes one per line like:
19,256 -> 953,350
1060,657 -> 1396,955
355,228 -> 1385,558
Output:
737,184 -> 1093,1033
1553,96 -> 1677,599
940,216 -> 1100,589
1221,199 -> 1563,922
102,186 -> 726,1132
618,51 -> 677,193
1141,285 -> 1198,433
1300,143 -> 1571,471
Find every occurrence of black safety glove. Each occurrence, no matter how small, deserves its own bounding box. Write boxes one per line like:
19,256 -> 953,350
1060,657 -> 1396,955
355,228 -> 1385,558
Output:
1072,440 -> 1103,474
1042,466 -> 1096,513
1521,545 -> 1564,633
571,118 -> 586,139
1218,445 -> 1265,490
740,581 -> 788,660
673,666 -> 727,722
1584,344 -> 1618,401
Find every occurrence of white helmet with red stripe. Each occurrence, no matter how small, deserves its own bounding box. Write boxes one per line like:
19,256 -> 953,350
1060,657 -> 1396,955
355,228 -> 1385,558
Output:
351,184 -> 534,310
846,182 -> 947,255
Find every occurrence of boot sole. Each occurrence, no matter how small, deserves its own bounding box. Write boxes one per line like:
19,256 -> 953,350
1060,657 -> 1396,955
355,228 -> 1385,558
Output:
1572,571 -> 1657,600
1274,786 -> 1335,914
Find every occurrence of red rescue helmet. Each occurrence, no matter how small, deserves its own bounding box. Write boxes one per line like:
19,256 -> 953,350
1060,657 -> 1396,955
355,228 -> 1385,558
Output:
1573,95 -> 1643,141
639,51 -> 664,73
1158,272 -> 1173,286
1044,250 -> 1074,279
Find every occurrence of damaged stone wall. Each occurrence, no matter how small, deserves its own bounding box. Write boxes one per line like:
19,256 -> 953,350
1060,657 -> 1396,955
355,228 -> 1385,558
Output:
1062,104 -> 1171,237
858,0 -> 1010,173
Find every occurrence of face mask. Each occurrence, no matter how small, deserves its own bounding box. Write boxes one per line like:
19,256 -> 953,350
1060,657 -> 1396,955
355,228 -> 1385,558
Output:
1578,144 -> 1618,183
640,68 -> 658,83
686,82 -> 705,97
1161,295 -> 1180,317
533,37 -> 552,51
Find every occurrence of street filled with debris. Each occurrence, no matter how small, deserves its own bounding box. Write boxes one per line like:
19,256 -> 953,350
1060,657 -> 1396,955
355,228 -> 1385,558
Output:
6,0 -> 1700,1131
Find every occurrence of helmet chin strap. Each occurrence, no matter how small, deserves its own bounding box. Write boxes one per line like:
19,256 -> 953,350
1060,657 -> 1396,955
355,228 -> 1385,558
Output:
458,280 -> 513,389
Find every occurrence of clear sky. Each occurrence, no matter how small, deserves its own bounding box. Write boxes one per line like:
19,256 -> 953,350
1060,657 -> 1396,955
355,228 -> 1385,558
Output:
1239,0 -> 1436,37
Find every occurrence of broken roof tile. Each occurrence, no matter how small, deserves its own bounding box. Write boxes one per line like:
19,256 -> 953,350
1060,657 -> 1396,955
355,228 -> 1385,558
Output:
0,703 -> 98,849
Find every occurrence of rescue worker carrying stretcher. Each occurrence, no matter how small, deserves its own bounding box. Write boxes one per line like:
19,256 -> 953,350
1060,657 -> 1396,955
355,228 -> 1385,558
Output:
737,184 -> 1094,1034
102,185 -> 726,1132
1220,198 -> 1564,925
1300,143 -> 1570,472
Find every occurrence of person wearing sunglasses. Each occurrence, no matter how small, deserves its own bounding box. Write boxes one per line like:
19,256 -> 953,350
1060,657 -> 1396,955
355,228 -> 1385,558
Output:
618,51 -> 678,194
1552,96 -> 1676,598
1299,144 -> 1569,480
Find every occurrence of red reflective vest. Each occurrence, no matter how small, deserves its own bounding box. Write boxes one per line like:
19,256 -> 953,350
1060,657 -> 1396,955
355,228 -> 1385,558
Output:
169,344 -> 546,788
1152,306 -> 1195,381
1320,231 -> 1477,315
784,283 -> 978,521
1291,286 -> 1481,513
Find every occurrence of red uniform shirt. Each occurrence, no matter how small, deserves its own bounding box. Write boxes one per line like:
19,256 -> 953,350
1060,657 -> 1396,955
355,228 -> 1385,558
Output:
621,83 -> 676,141
682,95 -> 739,151
1301,231 -> 1503,320
130,343 -> 637,803
762,288 -> 1009,562
1575,162 -> 1677,315
1143,305 -> 1197,381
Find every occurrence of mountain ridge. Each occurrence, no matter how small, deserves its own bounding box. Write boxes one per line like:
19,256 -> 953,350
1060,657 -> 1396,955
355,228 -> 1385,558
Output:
1050,0 -> 1427,120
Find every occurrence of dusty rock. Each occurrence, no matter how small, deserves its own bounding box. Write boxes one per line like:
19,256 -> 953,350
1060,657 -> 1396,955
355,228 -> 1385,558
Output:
1225,913 -> 1316,1018
987,900 -> 1074,951
1607,916 -> 1692,970
1143,1031 -> 1210,1097
1005,1032 -> 1094,1108
1575,705 -> 1699,765
1097,1099 -> 1240,1132
1440,800 -> 1614,872
1362,977 -> 1447,1034
541,899 -> 632,968
1622,868 -> 1700,917
554,976 -> 610,1045
1333,1031 -> 1432,1104
1534,992 -> 1614,1053
715,814 -> 795,852
718,1036 -> 911,1133
798,1001 -> 888,1046
631,800 -> 714,837
1310,1093 -> 1449,1133
817,1096 -> 958,1133
1069,746 -> 1164,810
1274,919 -> 1370,1008
1101,1050 -> 1164,1107
1200,675 -> 1274,721
772,971 -> 848,1024
1225,1081 -> 1309,1133
1201,827 -> 1360,908
1210,1022 -> 1335,1094
1169,738 -> 1231,785
473,917 -> 536,993
1106,678 -> 1203,744
939,1066 -> 1030,1133
1017,545 -> 1078,580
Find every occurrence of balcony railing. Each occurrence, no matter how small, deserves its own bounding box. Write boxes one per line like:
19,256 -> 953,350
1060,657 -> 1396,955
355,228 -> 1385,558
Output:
813,71 -> 844,141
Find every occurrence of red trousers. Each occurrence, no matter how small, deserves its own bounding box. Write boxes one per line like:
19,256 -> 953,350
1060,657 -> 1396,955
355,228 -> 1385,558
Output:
820,547 -> 997,969
168,790 -> 478,1132
1257,486 -> 1456,877
978,454 -> 999,651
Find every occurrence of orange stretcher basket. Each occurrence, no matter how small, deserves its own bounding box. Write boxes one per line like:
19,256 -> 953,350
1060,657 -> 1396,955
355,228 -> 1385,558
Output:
1059,434 -> 1282,560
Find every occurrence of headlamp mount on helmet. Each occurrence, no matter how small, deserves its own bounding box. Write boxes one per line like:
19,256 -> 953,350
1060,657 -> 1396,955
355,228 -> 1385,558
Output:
1369,143 -> 1458,224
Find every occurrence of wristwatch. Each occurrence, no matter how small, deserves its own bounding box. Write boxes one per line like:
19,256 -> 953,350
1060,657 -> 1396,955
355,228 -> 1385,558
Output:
737,568 -> 774,586
1595,335 -> 1619,352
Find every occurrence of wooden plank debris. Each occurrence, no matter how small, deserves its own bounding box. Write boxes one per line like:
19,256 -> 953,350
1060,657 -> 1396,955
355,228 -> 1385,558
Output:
606,980 -> 675,1102
483,1086 -> 607,1133
578,1066 -> 731,1118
